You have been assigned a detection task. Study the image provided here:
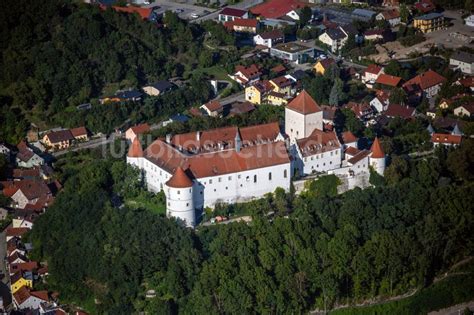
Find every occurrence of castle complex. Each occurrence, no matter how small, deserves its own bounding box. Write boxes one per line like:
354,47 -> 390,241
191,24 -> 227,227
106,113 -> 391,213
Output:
127,91 -> 386,227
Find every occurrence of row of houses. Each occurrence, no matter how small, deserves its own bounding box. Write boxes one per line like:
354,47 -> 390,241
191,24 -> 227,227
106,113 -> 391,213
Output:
41,126 -> 89,151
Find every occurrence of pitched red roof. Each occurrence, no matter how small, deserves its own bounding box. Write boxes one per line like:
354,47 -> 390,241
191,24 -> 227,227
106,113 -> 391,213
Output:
376,73 -> 402,87
129,123 -> 150,135
11,179 -> 52,201
252,80 -> 274,93
348,150 -> 371,165
203,100 -> 223,112
6,227 -> 29,238
271,76 -> 292,88
370,137 -> 385,158
340,131 -> 358,144
45,130 -> 74,144
271,64 -> 286,74
70,126 -> 88,138
403,70 -> 446,91
296,129 -> 341,157
260,30 -> 284,40
319,58 -> 336,70
166,167 -> 194,188
219,7 -> 247,17
128,138 -> 144,158
107,5 -> 152,20
286,90 -> 321,115
381,9 -> 400,20
10,261 -> 39,274
385,104 -> 416,119
457,76 -> 474,88
251,0 -> 305,19
235,64 -> 262,80
365,64 -> 383,75
225,19 -> 258,29
431,133 -> 462,145
414,0 -> 435,13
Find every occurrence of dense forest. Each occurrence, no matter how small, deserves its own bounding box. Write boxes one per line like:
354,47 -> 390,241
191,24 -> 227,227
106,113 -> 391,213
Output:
0,0 -> 224,142
28,138 -> 474,314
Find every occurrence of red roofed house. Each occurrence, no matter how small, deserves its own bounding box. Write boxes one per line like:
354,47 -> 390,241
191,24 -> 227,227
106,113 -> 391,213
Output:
251,0 -> 305,19
253,30 -> 285,48
385,104 -> 417,119
16,141 -> 44,168
232,64 -> 262,86
70,126 -> 89,142
6,227 -> 29,241
431,133 -> 462,147
454,103 -> 474,118
105,5 -> 154,20
376,9 -> 401,26
314,58 -> 336,75
403,69 -> 446,98
224,19 -> 259,33
285,90 -> 323,142
370,89 -> 391,113
363,64 -> 384,87
218,7 -> 248,22
42,129 -> 74,150
125,123 -> 150,143
375,73 -> 402,88
344,102 -> 374,121
414,0 -> 436,13
245,80 -> 275,105
201,100 -> 224,117
340,131 -> 358,149
13,286 -> 49,310
8,179 -> 53,210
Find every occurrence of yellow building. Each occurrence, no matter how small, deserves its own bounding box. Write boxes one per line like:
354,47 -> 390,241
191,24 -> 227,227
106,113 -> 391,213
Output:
269,76 -> 292,96
313,58 -> 336,75
11,272 -> 33,294
413,13 -> 444,33
267,92 -> 289,106
245,80 -> 274,105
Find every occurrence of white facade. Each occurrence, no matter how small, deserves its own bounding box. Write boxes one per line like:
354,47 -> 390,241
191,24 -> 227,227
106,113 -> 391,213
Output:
449,56 -> 474,75
370,96 -> 389,113
465,15 -> 474,27
375,13 -> 400,27
166,185 -> 195,228
285,108 -> 323,142
296,147 -> 342,176
370,156 -> 386,176
253,34 -> 282,48
318,32 -> 347,53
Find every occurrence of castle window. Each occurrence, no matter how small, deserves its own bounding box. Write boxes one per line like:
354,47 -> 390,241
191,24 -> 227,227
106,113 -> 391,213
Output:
200,191 -> 203,195
228,176 -> 232,181
284,170 -> 287,178
268,172 -> 272,180
209,179 -> 213,184
335,151 -> 338,155
254,175 -> 257,183
330,152 -> 333,156
168,202 -> 170,206
177,190 -> 180,195
226,187 -> 228,190
186,203 -> 189,206
214,189 -> 216,192
238,175 -> 241,179
246,176 -> 250,181
218,177 -> 222,182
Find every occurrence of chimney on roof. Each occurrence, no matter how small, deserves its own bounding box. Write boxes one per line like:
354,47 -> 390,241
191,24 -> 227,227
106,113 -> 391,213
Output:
166,134 -> 171,144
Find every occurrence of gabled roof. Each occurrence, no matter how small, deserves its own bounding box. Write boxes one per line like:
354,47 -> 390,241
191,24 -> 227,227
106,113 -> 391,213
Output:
259,29 -> 284,40
348,150 -> 371,165
457,76 -> 474,88
431,133 -> 462,145
14,286 -> 49,306
403,70 -> 446,91
146,80 -> 174,91
219,7 -> 248,17
271,64 -> 286,74
385,104 -> 416,118
325,28 -> 346,40
414,12 -> 443,20
318,58 -> 336,70
250,0 -> 305,19
203,100 -> 223,112
414,0 -> 436,13
340,131 -> 358,144
450,51 -> 474,64
380,9 -> 400,20
128,138 -> 144,158
370,137 -> 385,158
455,103 -> 474,114
252,80 -> 274,93
166,167 -> 194,188
45,130 -> 74,144
108,5 -> 152,20
11,179 -> 52,201
225,18 -> 258,29
376,73 -> 402,87
286,90 -> 321,115
235,64 -> 262,80
296,129 -> 341,157
129,123 -> 150,135
70,126 -> 88,138
270,76 -> 292,88
230,101 -> 256,115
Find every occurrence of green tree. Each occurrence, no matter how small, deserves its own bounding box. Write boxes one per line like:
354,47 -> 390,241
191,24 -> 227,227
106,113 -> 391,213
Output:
400,3 -> 409,24
299,6 -> 312,27
329,78 -> 344,106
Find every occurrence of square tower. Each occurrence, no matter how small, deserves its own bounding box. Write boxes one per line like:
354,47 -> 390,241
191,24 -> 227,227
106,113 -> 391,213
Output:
285,90 -> 323,143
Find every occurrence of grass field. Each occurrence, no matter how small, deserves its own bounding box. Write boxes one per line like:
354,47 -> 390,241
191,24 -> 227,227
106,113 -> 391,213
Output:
330,259 -> 474,315
125,195 -> 166,215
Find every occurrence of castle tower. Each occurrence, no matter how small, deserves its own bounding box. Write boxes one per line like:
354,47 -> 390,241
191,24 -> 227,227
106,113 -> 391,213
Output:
369,137 -> 386,176
127,137 -> 144,169
285,90 -> 323,143
165,167 -> 195,228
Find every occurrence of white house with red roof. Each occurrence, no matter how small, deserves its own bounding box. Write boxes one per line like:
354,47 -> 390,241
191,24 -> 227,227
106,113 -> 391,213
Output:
218,7 -> 248,22
402,69 -> 446,98
253,30 -> 285,48
231,64 -> 262,86
362,64 -> 384,87
125,123 -> 150,143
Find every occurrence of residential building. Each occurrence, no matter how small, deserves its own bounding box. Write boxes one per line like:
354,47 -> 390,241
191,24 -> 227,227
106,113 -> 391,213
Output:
232,64 -> 262,86
229,102 -> 256,116
344,102 -> 374,121
253,30 -> 285,48
9,179 -> 53,210
403,69 -> 446,98
449,51 -> 474,75
245,80 -> 274,105
224,19 -> 259,33
201,100 -> 224,117
413,13 -> 445,33
125,123 -> 150,143
370,90 -> 391,112
15,141 -> 44,168
142,81 -> 175,96
270,42 -> 315,64
351,9 -> 376,22
413,0 -> 436,14
269,76 -> 293,96
267,91 -> 290,106
375,73 -> 402,89
385,104 -> 416,119
13,287 -> 49,310
218,7 -> 248,22
0,143 -> 10,159
42,130 -> 74,150
454,103 -> 474,117
105,5 -> 156,20
70,126 -> 89,142
314,58 -> 336,75
376,9 -> 401,26
363,64 -> 384,86
431,133 -> 462,147
454,77 -> 474,92
318,28 -> 347,53
10,271 -> 33,294
250,0 -> 304,19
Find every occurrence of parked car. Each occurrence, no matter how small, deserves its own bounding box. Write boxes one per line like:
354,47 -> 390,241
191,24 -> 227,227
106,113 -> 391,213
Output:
191,13 -> 200,18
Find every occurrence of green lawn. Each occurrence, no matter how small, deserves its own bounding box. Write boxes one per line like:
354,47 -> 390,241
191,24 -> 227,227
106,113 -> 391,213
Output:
125,195 -> 166,215
330,260 -> 474,315
186,65 -> 229,81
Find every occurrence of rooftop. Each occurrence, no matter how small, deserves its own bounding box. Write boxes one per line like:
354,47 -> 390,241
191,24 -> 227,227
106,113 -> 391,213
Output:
272,42 -> 313,53
286,90 -> 321,115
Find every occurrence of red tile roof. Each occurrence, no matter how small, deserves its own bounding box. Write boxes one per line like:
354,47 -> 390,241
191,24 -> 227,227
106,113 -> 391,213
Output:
12,179 -> 52,201
376,73 -> 402,87
251,0 -> 305,19
431,133 -> 462,145
225,19 -> 258,29
414,0 -> 435,13
271,75 -> 292,88
203,100 -> 223,112
260,30 -> 284,40
271,64 -> 286,74
45,130 -> 74,144
166,167 -> 194,188
381,9 -> 400,20
286,90 -> 321,115
385,104 -> 416,119
457,76 -> 474,88
219,7 -> 248,17
70,126 -> 88,138
128,138 -> 144,158
235,64 -> 262,80
6,227 -> 29,238
10,261 -> 39,274
348,150 -> 371,165
296,129 -> 341,157
345,146 -> 360,156
108,5 -> 152,20
365,64 -> 383,75
370,137 -> 385,158
252,80 -> 274,93
129,123 -> 150,135
403,69 -> 446,91
340,131 -> 358,144
318,58 -> 336,70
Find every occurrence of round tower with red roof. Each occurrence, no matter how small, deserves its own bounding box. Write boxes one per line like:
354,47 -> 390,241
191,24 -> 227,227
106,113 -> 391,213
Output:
127,137 -> 144,169
165,167 -> 195,228
369,137 -> 386,176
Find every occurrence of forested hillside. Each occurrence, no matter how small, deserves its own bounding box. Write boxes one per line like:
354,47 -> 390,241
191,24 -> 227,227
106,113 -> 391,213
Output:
28,139 -> 474,314
0,0 -> 216,142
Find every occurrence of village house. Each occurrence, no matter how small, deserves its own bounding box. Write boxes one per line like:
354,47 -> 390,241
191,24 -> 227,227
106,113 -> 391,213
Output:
318,28 -> 347,53
413,0 -> 436,14
224,19 -> 259,33
10,270 -> 33,294
431,132 -> 462,147
70,126 -> 89,142
142,81 -> 175,96
370,90 -> 391,113
269,76 -> 293,96
321,105 -> 337,127
13,287 -> 49,311
454,103 -> 474,118
413,13 -> 445,33
218,7 -> 248,22
5,227 -> 29,242
344,102 -> 374,121
9,179 -> 53,209
449,51 -> 474,75
376,9 -> 401,27
245,80 -> 274,105
454,77 -> 474,92
363,29 -> 385,42
270,42 -> 315,64
229,102 -> 256,116
125,123 -> 151,143
363,64 -> 384,87
0,143 -> 10,159
16,141 -> 44,168
231,64 -> 262,86
385,104 -> 417,119
42,129 -> 74,150
253,30 -> 285,48
267,91 -> 290,106
403,69 -> 446,99
314,58 -> 336,76
201,100 -> 224,117
375,73 -> 402,89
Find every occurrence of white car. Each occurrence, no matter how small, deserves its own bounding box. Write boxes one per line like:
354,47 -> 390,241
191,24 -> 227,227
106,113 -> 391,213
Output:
191,13 -> 200,18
